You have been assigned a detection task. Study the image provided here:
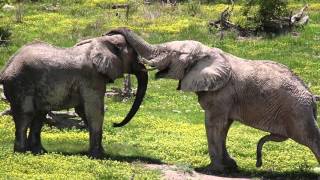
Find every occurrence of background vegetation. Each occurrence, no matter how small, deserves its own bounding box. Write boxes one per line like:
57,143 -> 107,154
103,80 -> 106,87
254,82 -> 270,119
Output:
0,0 -> 320,179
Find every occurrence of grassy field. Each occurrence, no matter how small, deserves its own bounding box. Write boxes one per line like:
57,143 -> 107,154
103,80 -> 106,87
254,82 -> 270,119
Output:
0,0 -> 320,179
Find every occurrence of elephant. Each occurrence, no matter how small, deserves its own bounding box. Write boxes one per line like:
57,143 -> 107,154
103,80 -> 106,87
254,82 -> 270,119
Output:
0,33 -> 148,158
108,28 -> 320,171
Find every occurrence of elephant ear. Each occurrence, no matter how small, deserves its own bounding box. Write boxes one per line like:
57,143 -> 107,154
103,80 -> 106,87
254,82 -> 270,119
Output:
90,35 -> 126,80
180,52 -> 231,92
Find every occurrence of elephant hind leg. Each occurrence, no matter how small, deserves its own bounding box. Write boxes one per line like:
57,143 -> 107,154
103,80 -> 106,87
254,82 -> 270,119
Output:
288,114 -> 320,165
12,111 -> 33,153
302,125 -> 320,164
256,134 -> 287,167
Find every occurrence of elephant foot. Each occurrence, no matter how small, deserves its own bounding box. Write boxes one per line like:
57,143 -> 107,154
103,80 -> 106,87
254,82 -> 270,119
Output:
26,140 -> 47,154
209,158 -> 238,173
14,143 -> 27,153
88,147 -> 105,159
29,145 -> 47,155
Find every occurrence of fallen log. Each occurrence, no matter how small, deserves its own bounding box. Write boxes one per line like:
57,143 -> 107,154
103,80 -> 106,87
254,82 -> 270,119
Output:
45,111 -> 87,130
111,4 -> 129,9
209,3 -> 309,37
0,85 -> 136,129
0,108 -> 87,130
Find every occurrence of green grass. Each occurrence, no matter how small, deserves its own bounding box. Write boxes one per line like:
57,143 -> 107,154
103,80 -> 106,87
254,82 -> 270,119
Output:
1,0 -> 320,179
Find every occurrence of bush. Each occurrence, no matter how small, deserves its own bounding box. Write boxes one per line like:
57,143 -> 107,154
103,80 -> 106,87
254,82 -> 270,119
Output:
0,0 -> 10,7
241,0 -> 290,33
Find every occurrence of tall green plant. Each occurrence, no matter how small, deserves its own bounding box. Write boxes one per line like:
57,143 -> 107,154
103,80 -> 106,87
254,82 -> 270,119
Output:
186,0 -> 201,16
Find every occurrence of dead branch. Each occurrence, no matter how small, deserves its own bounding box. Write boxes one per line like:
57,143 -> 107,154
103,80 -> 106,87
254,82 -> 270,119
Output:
209,1 -> 254,38
291,4 -> 309,26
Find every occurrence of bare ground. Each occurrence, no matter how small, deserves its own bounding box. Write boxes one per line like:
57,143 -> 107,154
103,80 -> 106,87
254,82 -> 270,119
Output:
143,164 -> 250,180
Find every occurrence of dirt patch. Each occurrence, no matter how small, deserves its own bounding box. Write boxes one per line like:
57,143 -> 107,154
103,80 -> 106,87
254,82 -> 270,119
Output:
143,164 -> 250,180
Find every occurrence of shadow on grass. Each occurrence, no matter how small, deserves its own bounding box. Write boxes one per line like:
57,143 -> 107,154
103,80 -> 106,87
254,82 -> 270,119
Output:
44,142 -> 318,179
195,165 -> 320,179
52,149 -> 319,179
55,150 -> 164,165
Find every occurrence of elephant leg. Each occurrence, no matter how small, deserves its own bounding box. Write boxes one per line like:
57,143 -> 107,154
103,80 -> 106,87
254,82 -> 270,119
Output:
256,134 -> 287,167
12,111 -> 33,153
82,92 -> 105,159
75,105 -> 88,127
288,115 -> 320,164
205,110 -> 236,172
304,122 -> 320,164
309,135 -> 320,164
27,112 -> 47,154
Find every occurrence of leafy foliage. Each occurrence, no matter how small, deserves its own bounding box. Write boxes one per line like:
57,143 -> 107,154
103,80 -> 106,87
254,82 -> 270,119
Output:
0,0 -> 10,7
241,0 -> 290,32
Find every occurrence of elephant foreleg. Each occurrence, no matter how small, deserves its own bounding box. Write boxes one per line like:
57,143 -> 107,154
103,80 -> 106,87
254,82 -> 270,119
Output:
82,91 -> 105,159
27,112 -> 47,154
205,111 -> 236,171
256,134 -> 287,167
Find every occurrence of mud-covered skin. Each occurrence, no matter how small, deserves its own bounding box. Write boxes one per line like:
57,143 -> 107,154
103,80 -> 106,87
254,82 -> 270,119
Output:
0,34 -> 148,158
110,28 -> 319,172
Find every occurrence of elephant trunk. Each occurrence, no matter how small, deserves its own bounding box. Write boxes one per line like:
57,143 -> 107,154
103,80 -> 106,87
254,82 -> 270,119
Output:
107,28 -> 159,60
113,64 -> 148,127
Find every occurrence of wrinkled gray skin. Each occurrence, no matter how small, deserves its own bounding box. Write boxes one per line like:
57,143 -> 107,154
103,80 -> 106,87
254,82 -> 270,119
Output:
110,28 -> 320,171
0,34 -> 148,158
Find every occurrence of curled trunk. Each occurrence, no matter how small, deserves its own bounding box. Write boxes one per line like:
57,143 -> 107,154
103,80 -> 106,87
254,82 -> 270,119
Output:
113,64 -> 148,127
107,28 -> 159,60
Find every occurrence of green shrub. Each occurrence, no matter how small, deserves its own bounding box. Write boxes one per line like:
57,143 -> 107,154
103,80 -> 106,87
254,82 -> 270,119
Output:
240,0 -> 290,32
0,0 -> 11,7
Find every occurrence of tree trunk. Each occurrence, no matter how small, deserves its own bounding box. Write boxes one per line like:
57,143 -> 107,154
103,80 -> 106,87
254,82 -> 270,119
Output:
15,1 -> 23,23
123,74 -> 133,98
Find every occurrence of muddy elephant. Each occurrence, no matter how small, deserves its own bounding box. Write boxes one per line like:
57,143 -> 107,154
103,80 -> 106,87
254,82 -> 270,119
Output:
0,34 -> 148,158
108,28 -> 320,171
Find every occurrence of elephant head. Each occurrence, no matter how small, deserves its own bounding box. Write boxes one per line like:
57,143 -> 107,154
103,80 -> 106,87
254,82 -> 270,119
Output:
78,34 -> 148,127
107,28 -> 231,92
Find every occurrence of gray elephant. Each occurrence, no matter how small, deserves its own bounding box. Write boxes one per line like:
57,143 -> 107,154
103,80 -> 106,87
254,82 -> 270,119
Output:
109,28 -> 320,171
0,33 -> 148,158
